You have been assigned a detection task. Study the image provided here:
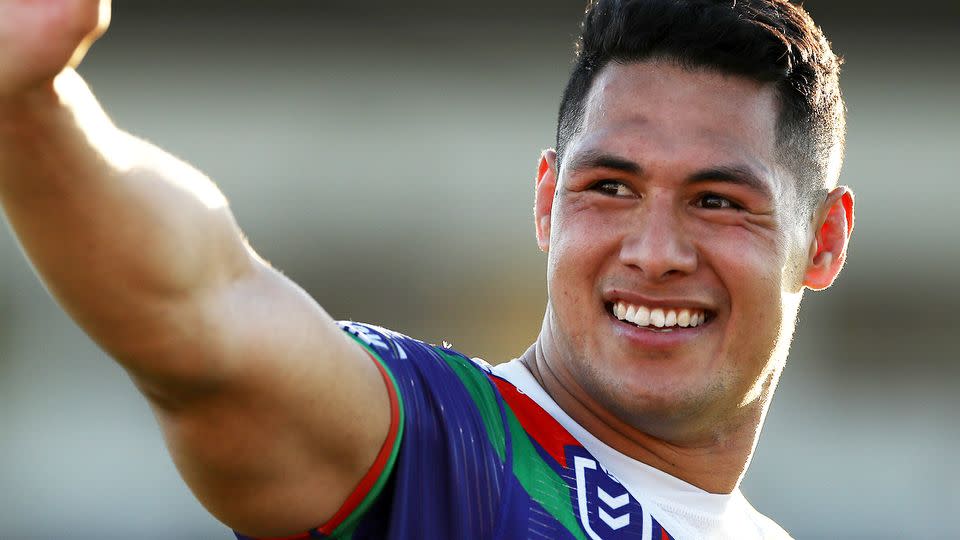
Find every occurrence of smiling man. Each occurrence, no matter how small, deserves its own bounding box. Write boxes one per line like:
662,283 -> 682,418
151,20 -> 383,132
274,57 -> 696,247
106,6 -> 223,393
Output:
526,56 -> 841,498
0,1 -> 852,539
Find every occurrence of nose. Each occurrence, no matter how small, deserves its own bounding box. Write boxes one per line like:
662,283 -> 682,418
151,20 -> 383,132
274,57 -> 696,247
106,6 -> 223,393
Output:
618,197 -> 698,281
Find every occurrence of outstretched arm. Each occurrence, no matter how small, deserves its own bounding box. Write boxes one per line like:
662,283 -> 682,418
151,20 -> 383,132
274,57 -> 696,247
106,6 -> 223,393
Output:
0,2 -> 389,536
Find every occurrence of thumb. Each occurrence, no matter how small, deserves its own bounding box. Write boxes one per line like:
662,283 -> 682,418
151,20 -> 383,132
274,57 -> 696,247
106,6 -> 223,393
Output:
68,0 -> 111,69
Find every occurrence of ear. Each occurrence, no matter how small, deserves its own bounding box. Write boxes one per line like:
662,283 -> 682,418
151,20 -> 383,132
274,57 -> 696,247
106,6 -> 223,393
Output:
803,187 -> 855,291
534,149 -> 559,252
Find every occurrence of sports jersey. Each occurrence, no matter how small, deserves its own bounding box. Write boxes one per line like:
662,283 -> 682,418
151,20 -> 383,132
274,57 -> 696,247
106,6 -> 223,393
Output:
235,322 -> 791,540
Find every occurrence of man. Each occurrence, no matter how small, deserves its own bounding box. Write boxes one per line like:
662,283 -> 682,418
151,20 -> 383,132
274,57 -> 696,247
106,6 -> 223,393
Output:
0,0 -> 853,538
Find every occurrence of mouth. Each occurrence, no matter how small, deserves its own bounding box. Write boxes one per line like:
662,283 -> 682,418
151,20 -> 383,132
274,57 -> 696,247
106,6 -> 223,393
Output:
605,300 -> 715,332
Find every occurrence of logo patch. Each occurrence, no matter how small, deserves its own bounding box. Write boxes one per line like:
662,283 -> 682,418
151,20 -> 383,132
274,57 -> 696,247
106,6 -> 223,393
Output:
566,446 -> 645,539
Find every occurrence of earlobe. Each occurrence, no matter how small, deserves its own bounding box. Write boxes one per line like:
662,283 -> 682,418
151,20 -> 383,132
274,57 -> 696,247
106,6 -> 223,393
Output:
803,187 -> 855,291
534,150 -> 559,252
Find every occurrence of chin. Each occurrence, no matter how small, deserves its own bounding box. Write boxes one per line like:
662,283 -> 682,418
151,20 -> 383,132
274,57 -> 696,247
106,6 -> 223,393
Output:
581,359 -> 729,436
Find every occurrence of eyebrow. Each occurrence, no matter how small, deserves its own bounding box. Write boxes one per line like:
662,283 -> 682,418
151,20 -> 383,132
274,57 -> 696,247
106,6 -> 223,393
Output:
564,150 -> 644,177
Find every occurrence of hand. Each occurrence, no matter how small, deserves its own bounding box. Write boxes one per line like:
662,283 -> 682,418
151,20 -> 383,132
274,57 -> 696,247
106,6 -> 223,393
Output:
0,0 -> 110,97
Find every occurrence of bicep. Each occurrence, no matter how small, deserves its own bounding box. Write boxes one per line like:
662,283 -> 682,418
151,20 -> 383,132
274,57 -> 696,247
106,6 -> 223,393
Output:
136,262 -> 392,537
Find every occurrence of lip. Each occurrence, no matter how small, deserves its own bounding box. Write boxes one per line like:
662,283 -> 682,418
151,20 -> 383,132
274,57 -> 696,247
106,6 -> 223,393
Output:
605,307 -> 713,349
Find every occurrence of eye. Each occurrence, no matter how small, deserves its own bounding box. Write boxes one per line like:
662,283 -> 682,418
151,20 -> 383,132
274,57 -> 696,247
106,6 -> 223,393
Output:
591,180 -> 635,198
696,193 -> 742,210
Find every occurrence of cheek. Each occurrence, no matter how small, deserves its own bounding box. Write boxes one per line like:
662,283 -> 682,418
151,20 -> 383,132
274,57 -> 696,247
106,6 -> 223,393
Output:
695,223 -> 786,292
546,203 -> 620,320
549,200 -> 617,275
700,227 -> 791,373
547,224 -> 593,309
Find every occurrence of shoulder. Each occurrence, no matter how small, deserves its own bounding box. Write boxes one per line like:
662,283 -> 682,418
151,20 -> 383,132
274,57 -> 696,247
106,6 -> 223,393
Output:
332,322 -> 515,538
337,320 -> 492,380
751,512 -> 793,540
735,493 -> 794,540
337,320 -> 503,417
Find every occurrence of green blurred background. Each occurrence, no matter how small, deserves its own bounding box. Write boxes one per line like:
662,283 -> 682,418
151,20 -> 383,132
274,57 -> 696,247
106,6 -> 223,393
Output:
1,1 -> 958,538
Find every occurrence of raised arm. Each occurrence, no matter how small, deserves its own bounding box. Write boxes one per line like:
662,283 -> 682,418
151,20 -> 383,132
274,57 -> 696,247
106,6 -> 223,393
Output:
0,2 -> 389,536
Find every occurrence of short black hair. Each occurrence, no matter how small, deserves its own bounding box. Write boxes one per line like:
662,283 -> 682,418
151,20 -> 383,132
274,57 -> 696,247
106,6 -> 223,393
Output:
556,0 -> 845,214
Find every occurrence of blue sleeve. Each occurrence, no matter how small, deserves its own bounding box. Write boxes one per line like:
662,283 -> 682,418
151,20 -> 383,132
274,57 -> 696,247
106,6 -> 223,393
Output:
332,322 -> 516,540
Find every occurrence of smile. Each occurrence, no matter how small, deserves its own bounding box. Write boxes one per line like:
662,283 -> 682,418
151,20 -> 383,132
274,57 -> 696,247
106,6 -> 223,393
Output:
610,301 -> 710,330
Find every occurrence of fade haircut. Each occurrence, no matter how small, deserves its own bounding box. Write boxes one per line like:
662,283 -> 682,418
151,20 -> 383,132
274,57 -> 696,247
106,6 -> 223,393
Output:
556,0 -> 846,215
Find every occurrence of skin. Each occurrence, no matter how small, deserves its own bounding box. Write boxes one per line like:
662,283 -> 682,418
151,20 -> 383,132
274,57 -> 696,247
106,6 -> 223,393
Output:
525,60 -> 854,494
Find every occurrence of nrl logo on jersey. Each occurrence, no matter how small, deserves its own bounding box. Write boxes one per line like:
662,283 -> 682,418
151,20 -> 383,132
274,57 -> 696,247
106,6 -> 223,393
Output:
566,446 -> 645,539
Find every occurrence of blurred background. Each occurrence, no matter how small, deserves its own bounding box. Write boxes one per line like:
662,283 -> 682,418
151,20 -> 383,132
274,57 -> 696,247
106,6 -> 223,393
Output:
1,1 -> 957,538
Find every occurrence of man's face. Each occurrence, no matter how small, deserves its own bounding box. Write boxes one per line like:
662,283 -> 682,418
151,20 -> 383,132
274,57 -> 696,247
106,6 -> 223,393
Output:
536,60 -> 814,443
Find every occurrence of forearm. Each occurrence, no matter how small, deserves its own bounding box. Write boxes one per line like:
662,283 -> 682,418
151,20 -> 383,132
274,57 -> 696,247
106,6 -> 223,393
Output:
0,70 -> 254,362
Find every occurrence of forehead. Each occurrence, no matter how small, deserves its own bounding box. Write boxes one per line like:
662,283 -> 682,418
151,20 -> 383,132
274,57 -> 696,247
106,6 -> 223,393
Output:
567,60 -> 784,188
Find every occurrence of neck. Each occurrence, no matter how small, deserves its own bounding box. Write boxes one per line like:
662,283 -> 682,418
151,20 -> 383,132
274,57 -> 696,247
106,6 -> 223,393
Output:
519,339 -> 767,495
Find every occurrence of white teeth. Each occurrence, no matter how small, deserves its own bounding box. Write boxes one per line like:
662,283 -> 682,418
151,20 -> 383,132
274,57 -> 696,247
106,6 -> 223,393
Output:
634,306 -> 650,326
613,302 -> 707,330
